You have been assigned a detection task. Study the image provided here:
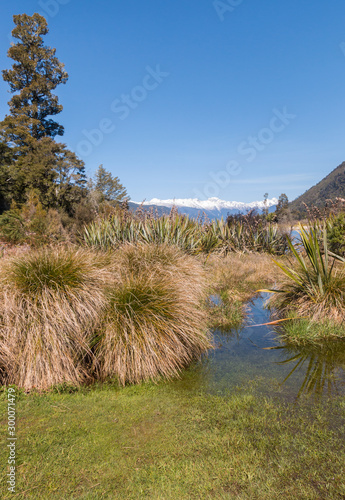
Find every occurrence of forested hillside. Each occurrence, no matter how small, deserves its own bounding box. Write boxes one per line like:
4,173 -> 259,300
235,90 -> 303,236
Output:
290,161 -> 345,216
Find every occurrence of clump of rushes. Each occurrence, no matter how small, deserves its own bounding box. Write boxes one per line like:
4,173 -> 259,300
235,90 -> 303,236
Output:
95,244 -> 211,385
0,247 -> 110,391
269,224 -> 345,325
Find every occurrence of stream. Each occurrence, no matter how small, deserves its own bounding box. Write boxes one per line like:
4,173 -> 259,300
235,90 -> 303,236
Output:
174,294 -> 345,403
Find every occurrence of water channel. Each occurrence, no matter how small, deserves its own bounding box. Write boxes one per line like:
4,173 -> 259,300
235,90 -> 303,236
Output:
174,294 -> 345,404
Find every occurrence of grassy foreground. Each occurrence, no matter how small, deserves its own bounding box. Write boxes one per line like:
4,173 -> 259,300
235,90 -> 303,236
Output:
1,235 -> 344,499
1,382 -> 344,499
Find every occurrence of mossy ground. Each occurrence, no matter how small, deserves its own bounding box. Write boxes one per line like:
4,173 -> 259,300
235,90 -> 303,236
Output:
0,382 -> 344,499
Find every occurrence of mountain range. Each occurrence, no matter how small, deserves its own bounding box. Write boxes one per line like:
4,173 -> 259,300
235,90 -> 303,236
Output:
130,160 -> 345,220
129,197 -> 278,220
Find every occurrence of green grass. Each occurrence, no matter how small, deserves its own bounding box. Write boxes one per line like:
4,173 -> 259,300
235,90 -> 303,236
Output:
207,292 -> 244,332
278,316 -> 345,345
0,382 -> 344,499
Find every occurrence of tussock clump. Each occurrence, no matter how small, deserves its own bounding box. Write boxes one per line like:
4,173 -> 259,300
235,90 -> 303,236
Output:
271,271 -> 345,324
95,244 -> 211,385
0,247 -> 110,391
112,243 -> 203,288
0,243 -> 211,390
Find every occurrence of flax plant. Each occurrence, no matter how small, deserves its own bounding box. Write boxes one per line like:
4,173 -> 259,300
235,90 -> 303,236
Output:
83,211 -> 289,255
269,224 -> 345,323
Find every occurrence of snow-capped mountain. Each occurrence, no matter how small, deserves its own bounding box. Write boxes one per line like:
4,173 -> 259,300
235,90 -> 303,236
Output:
130,197 -> 278,220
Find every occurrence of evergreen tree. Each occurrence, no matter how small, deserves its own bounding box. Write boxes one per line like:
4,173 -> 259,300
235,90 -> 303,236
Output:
54,146 -> 87,213
275,193 -> 289,221
0,13 -> 86,211
93,165 -> 128,204
0,138 -> 13,211
2,13 -> 67,142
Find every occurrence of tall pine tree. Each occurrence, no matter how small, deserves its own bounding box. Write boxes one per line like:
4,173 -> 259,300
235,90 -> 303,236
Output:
0,13 -> 86,212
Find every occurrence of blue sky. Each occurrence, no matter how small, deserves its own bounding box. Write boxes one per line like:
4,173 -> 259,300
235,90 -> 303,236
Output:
1,0 -> 345,203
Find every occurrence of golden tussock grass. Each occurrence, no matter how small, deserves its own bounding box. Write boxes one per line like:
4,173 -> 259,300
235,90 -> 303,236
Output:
0,247 -> 111,391
95,244 -> 212,385
206,252 -> 284,302
0,243 -> 212,390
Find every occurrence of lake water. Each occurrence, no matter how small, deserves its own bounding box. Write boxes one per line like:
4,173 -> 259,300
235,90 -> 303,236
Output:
173,294 -> 345,404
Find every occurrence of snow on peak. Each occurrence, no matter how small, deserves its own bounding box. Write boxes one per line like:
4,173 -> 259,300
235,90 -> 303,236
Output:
135,197 -> 278,211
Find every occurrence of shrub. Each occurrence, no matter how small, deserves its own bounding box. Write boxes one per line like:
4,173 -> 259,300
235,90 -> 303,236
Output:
0,193 -> 70,246
21,193 -> 68,246
269,224 -> 345,324
0,247 -> 109,390
0,209 -> 26,244
327,213 -> 345,257
94,244 -> 211,385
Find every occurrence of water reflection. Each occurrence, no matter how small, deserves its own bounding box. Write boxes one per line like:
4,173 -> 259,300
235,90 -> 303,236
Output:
173,294 -> 345,403
273,341 -> 345,400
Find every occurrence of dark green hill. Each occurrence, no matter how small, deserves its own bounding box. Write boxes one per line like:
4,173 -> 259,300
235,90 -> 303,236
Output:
290,161 -> 345,216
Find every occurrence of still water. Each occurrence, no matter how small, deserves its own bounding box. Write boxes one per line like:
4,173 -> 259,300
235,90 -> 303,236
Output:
174,294 -> 345,403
